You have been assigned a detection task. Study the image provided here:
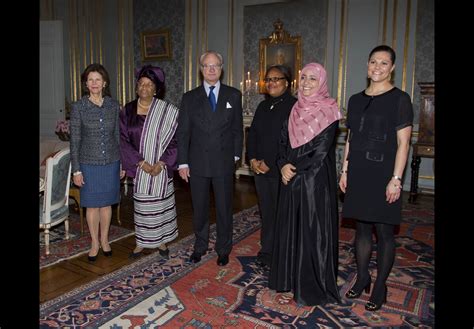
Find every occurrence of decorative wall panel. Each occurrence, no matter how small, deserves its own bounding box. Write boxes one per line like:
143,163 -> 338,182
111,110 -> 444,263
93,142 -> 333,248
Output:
243,0 -> 328,109
134,0 -> 185,107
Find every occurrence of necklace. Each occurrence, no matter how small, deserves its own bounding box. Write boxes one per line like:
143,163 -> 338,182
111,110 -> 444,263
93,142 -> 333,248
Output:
89,96 -> 104,106
366,84 -> 394,96
270,98 -> 284,110
138,98 -> 152,108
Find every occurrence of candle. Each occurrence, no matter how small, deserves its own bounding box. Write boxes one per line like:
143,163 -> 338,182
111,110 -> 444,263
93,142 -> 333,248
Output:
240,81 -> 243,92
298,70 -> 301,80
255,81 -> 258,92
247,71 -> 250,81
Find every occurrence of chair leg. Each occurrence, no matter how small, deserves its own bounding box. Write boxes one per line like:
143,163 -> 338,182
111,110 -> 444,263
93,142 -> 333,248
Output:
80,207 -> 84,235
45,228 -> 50,255
69,188 -> 84,235
116,203 -> 121,226
65,217 -> 70,240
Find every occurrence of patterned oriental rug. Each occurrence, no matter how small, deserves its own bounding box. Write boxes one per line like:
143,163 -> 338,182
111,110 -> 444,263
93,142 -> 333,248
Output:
40,212 -> 134,269
40,201 -> 434,327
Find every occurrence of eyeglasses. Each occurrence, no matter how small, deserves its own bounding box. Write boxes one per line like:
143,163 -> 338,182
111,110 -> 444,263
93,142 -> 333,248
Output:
201,64 -> 222,70
263,77 -> 286,83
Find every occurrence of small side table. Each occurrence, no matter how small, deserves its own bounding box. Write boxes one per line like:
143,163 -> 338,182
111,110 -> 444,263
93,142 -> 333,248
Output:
408,144 -> 434,203
408,82 -> 435,203
69,186 -> 84,234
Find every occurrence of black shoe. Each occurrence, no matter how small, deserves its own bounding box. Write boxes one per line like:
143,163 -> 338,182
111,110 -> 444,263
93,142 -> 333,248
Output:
158,247 -> 170,258
129,250 -> 143,259
102,249 -> 112,257
256,261 -> 270,272
217,254 -> 229,266
189,251 -> 202,263
256,256 -> 270,268
365,285 -> 387,311
88,249 -> 99,261
256,253 -> 270,266
345,276 -> 371,299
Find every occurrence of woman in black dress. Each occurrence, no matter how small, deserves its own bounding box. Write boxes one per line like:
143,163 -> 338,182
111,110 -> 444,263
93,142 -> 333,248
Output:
339,45 -> 413,311
247,65 -> 296,268
268,62 -> 342,306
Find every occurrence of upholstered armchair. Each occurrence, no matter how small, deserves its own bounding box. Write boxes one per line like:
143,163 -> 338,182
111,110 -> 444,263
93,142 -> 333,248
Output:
40,147 -> 72,255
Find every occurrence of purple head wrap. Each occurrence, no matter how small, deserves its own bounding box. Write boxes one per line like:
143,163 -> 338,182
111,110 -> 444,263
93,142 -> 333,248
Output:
135,65 -> 165,92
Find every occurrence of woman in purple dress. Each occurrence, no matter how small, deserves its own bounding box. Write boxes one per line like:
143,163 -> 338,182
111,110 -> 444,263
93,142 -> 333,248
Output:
120,65 -> 179,258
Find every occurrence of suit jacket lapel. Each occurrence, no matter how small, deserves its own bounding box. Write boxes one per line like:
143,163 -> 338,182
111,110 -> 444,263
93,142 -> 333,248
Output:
197,86 -> 213,119
200,84 -> 231,126
215,85 -> 226,112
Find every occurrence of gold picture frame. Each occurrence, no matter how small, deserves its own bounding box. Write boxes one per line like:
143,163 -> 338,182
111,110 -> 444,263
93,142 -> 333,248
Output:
140,29 -> 172,61
259,19 -> 302,93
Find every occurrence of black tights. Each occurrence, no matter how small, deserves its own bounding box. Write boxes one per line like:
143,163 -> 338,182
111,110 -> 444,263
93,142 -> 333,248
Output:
353,220 -> 395,303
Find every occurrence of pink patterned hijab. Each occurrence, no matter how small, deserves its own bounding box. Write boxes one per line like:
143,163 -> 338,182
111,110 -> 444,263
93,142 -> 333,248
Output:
288,63 -> 341,149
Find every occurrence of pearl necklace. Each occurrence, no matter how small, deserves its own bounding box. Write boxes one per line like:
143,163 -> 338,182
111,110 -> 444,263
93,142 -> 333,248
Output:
89,96 -> 103,107
138,98 -> 152,109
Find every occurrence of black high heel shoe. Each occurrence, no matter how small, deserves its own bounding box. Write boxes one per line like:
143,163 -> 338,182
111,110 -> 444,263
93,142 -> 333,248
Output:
88,250 -> 99,262
158,247 -> 170,258
365,285 -> 387,311
102,249 -> 113,257
129,247 -> 144,259
345,276 -> 371,299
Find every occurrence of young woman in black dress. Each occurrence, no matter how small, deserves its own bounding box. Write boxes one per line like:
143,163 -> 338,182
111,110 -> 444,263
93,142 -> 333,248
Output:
339,45 -> 414,311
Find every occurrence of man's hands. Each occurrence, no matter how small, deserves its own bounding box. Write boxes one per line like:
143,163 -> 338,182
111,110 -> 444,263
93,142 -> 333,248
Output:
178,167 -> 190,183
250,159 -> 270,175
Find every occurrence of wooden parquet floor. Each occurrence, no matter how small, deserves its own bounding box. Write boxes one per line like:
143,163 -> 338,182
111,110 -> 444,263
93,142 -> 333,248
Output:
39,174 -> 258,303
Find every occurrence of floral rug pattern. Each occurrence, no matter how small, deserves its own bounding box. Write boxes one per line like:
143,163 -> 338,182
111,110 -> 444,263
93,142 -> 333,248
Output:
40,201 -> 434,327
40,212 -> 134,269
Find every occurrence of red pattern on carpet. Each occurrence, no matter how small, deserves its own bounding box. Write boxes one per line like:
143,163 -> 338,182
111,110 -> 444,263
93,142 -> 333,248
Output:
40,212 -> 133,269
40,202 -> 434,327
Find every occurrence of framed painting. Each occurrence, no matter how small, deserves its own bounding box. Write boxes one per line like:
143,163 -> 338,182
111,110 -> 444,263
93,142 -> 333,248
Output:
259,20 -> 301,93
140,29 -> 171,61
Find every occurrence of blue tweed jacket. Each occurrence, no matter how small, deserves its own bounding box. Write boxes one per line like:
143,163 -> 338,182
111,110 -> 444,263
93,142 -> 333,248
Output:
70,96 -> 121,173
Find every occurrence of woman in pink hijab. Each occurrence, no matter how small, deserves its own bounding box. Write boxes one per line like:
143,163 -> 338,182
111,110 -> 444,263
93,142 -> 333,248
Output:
268,63 -> 342,306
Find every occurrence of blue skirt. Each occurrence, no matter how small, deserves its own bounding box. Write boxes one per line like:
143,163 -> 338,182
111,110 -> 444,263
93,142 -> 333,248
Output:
80,160 -> 120,207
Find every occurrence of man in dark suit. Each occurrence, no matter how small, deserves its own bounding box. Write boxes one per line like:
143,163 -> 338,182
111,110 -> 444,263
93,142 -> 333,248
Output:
177,50 -> 243,266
